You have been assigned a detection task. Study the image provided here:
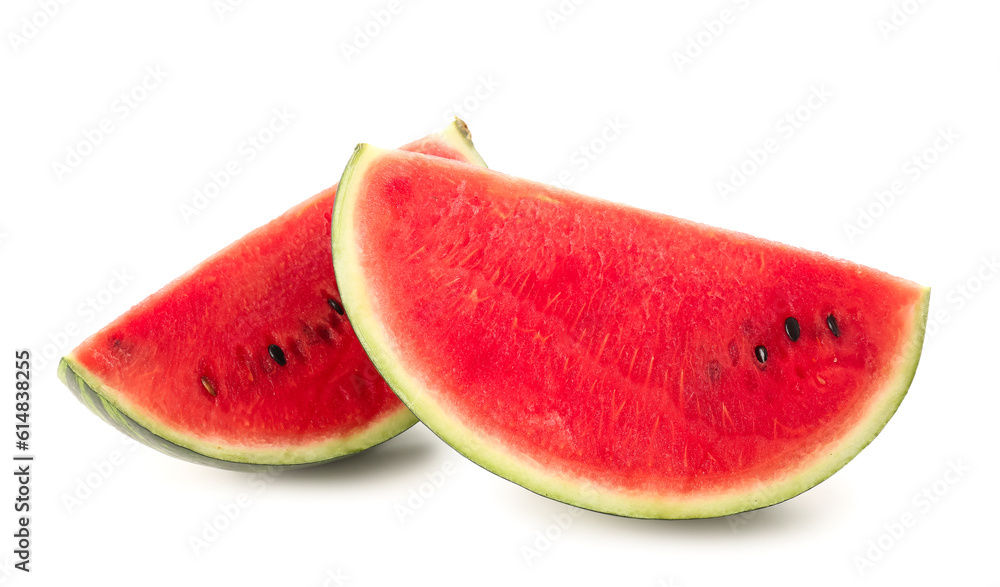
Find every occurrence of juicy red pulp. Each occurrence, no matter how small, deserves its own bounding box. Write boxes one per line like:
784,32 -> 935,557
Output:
74,186 -> 397,445
353,152 -> 923,494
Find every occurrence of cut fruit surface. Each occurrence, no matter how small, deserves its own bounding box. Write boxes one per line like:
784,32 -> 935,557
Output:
59,121 -> 486,471
332,146 -> 929,518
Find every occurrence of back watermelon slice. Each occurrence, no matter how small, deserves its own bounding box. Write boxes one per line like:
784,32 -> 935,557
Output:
331,146 -> 929,518
59,121 -> 486,471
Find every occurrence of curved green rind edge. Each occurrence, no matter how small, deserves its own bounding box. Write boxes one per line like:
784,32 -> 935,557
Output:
58,356 -> 418,472
431,117 -> 487,168
333,144 -> 931,519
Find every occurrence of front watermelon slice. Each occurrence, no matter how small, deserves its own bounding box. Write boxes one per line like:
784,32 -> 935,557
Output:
59,121 -> 486,471
331,146 -> 929,518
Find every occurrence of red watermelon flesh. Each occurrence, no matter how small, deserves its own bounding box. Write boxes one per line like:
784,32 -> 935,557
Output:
59,121 -> 486,470
331,146 -> 929,518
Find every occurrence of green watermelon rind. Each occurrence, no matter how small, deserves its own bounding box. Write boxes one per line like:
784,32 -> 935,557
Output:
332,144 -> 931,519
59,356 -> 419,471
437,117 -> 487,168
59,120 -> 485,472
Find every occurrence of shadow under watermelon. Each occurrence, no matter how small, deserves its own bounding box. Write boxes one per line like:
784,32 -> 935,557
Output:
276,424 -> 444,487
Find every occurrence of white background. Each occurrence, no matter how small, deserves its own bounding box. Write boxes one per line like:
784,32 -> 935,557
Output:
2,1 -> 998,585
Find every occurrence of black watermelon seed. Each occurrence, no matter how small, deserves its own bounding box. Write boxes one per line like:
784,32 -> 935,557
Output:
754,345 -> 768,364
826,314 -> 841,337
784,317 -> 801,342
268,344 -> 287,366
327,298 -> 345,315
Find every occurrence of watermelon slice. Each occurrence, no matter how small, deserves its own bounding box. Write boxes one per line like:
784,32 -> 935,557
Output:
59,121 -> 486,471
331,146 -> 929,518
